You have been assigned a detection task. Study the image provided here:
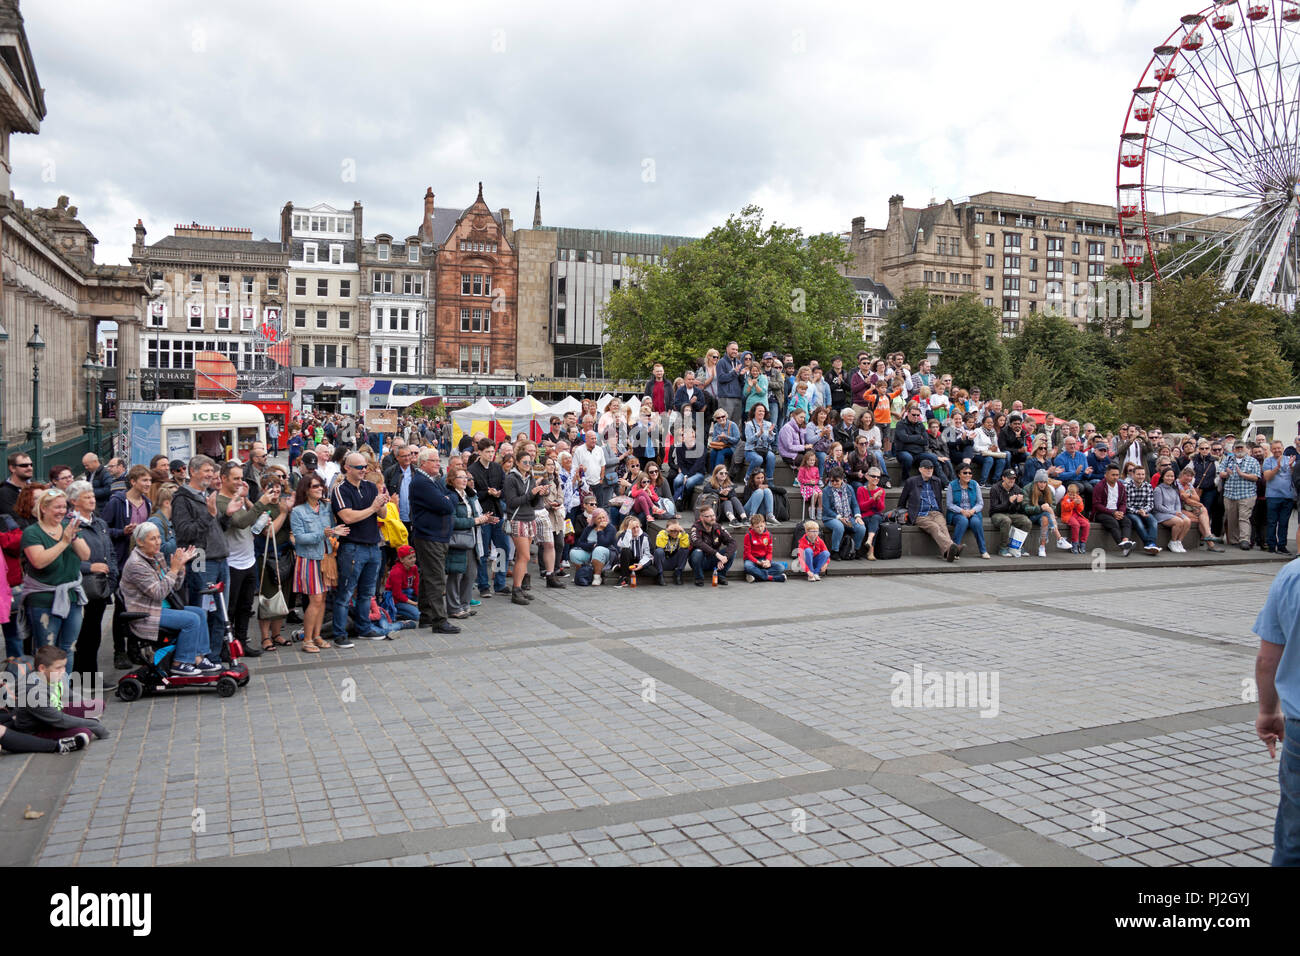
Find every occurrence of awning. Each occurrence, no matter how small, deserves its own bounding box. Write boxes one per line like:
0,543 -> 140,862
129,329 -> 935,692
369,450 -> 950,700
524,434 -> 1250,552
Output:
195,352 -> 238,399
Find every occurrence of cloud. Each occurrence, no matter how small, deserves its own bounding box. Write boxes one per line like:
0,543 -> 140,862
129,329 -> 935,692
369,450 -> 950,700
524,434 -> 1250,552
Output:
9,0 -> 1226,267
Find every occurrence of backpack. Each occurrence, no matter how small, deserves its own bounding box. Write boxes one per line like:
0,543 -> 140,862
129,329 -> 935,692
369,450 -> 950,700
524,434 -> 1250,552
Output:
574,564 -> 594,587
875,520 -> 903,560
837,533 -> 856,562
694,490 -> 720,518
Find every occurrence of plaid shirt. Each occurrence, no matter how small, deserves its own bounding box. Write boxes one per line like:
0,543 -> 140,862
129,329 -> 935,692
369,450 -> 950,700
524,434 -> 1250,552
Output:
1221,454 -> 1261,499
1124,477 -> 1154,513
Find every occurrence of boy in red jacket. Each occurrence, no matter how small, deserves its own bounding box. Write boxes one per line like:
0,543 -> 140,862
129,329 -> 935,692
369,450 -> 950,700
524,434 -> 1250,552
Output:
385,545 -> 421,622
797,521 -> 831,581
742,515 -> 787,582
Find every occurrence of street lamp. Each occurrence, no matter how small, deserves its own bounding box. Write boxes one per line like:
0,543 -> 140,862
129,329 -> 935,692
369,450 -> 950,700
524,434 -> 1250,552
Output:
578,370 -> 587,400
27,324 -> 46,474
925,336 -> 942,370
526,373 -> 536,397
471,377 -> 480,400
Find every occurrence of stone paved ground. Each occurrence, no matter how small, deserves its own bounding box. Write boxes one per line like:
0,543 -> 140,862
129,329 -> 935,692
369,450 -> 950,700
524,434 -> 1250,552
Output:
0,561 -> 1286,867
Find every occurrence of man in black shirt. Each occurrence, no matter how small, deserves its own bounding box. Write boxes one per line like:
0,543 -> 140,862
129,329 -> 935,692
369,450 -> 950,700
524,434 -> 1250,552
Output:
330,452 -> 392,645
0,452 -> 33,517
467,440 -> 511,596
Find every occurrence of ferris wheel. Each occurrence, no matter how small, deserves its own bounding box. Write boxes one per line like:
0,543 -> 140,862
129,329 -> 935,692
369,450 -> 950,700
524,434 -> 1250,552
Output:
1118,0 -> 1300,310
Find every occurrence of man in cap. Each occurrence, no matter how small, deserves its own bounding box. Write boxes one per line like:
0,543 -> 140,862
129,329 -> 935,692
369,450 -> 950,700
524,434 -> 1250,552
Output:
897,459 -> 960,561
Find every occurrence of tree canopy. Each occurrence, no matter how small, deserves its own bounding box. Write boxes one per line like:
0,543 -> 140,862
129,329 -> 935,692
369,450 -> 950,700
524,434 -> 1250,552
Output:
879,291 -> 1011,393
600,205 -> 860,379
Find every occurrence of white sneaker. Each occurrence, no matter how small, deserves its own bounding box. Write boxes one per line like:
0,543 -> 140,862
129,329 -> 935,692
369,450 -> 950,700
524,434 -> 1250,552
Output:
1038,545 -> 1047,558
592,573 -> 602,586
1055,537 -> 1073,551
1169,541 -> 1185,553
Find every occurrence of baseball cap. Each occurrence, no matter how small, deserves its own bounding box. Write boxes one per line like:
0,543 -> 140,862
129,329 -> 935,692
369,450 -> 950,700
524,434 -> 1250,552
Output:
917,459 -> 934,469
300,451 -> 319,469
762,351 -> 775,360
396,545 -> 414,559
168,459 -> 186,472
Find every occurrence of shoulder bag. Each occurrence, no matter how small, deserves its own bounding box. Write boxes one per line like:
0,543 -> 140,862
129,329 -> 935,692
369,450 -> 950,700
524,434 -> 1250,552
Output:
258,525 -> 289,620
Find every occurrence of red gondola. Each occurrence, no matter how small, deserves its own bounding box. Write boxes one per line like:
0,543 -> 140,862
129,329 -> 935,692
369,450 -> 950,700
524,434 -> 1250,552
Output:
1248,4 -> 1271,21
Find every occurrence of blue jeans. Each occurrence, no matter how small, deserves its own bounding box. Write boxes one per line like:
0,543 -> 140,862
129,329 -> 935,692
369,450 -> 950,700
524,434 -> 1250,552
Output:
825,517 -> 866,553
185,555 -> 229,656
26,600 -> 84,655
1267,498 -> 1293,551
744,559 -> 786,581
689,548 -> 727,581
158,606 -> 209,666
334,542 -> 383,640
801,548 -> 831,575
745,488 -> 774,517
673,471 -> 705,501
1275,718 -> 1300,865
1130,512 -> 1158,547
744,449 -> 776,483
392,601 -> 420,622
975,455 -> 1006,484
897,450 -> 937,481
708,447 -> 734,471
948,511 -> 987,553
476,520 -> 510,592
863,513 -> 883,534
569,546 -> 611,567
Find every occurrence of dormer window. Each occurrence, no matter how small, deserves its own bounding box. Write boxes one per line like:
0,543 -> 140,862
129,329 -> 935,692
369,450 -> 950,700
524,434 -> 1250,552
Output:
378,243 -> 389,261
304,243 -> 318,264
408,245 -> 419,263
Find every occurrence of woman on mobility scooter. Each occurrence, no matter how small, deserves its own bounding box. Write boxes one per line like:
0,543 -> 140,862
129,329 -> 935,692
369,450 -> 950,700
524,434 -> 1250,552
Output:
116,524 -> 248,698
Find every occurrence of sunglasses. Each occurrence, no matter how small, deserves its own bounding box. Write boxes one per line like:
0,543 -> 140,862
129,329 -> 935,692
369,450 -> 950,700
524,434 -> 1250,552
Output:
347,464 -> 366,470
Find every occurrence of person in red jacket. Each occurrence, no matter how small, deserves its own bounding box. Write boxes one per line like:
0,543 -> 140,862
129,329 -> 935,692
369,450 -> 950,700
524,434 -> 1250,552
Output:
854,467 -> 888,560
1091,462 -> 1136,557
385,545 -> 421,622
742,515 -> 787,582
796,520 -> 831,581
0,511 -> 21,657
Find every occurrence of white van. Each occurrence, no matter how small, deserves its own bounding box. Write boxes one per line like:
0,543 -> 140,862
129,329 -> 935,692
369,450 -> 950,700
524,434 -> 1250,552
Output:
160,403 -> 267,464
1242,396 -> 1300,444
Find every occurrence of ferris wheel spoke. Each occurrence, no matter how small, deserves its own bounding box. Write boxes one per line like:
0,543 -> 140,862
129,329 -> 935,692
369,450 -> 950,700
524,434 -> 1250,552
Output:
1240,11 -> 1298,180
1159,66 -> 1261,181
1181,25 -> 1277,173
1149,183 -> 1262,199
1143,200 -> 1261,235
1219,17 -> 1282,157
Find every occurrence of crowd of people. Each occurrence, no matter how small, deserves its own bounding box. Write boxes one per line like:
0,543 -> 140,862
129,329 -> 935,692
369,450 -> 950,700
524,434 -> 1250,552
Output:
0,343 -> 1293,752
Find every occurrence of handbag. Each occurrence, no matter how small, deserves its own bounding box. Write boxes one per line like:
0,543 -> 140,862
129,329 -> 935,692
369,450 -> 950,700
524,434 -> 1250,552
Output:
258,527 -> 289,620
83,571 -> 111,602
320,531 -> 339,588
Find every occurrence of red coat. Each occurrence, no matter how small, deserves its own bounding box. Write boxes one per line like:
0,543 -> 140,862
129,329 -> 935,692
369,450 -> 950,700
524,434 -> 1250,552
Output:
743,529 -> 773,563
385,563 -> 419,603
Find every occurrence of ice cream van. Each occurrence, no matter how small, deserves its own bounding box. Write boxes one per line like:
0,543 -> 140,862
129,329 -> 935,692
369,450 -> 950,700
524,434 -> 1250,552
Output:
160,403 -> 267,464
1242,396 -> 1300,444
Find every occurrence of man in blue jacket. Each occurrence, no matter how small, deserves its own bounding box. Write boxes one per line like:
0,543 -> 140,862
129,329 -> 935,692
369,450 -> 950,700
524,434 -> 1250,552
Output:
409,447 -> 459,634
1053,435 -> 1094,513
716,341 -> 744,425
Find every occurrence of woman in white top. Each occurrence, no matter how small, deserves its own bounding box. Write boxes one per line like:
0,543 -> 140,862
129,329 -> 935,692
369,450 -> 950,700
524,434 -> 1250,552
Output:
614,516 -> 658,587
972,416 -> 1006,485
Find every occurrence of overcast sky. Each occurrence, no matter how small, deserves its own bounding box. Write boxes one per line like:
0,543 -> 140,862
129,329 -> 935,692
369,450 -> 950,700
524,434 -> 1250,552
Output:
14,0 -> 1174,266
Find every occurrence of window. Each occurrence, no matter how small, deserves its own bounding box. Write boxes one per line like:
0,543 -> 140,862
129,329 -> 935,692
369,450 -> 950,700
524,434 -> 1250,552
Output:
472,308 -> 483,332
975,211 -> 985,223
218,274 -> 231,293
985,254 -> 995,268
294,309 -> 307,329
1003,298 -> 1020,313
985,233 -> 994,246
1029,258 -> 1039,271
329,245 -> 343,265
1088,262 -> 1105,278
317,278 -> 329,297
1028,279 -> 1038,293
555,305 -> 566,337
1004,255 -> 1020,271
1003,277 -> 1020,292
1071,261 -> 1080,276
341,346 -> 349,368
1003,233 -> 1021,249
241,275 -> 254,294
558,248 -> 567,261
240,307 -> 254,331
408,245 -> 420,263
378,243 -> 389,261
1088,241 -> 1105,258
301,345 -> 310,367
984,298 -> 994,307
339,309 -> 351,330
611,278 -> 621,290
461,309 -> 471,332
149,301 -> 166,328
372,272 -> 392,294
295,277 -> 307,296
216,306 -> 231,330
459,345 -> 470,372
267,276 -> 279,293
339,279 -> 351,298
1071,241 -> 1080,255
188,305 -> 203,329
984,276 -> 994,289
316,309 -> 328,329
190,273 -> 203,292
923,270 -> 934,283
314,344 -> 339,367
1112,244 -> 1120,258
304,244 -> 318,264
472,274 -> 483,296
1047,237 -> 1064,255
403,274 -> 423,295
1046,259 -> 1063,275
293,215 -> 305,232
1029,237 -> 1039,251
398,308 -> 409,332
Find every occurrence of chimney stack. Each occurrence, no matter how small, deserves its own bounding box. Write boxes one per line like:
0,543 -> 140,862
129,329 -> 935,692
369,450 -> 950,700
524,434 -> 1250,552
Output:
422,186 -> 435,242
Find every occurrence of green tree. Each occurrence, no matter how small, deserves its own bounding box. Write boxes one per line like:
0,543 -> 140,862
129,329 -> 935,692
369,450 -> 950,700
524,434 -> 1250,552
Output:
1114,274 -> 1293,432
600,205 -> 859,379
1006,312 -> 1114,411
879,293 -> 1010,393
996,350 -> 1069,416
